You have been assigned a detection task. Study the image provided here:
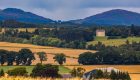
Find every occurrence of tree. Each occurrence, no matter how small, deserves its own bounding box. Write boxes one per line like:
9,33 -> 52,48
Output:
110,70 -> 117,79
7,51 -> 17,66
31,63 -> 60,78
37,52 -> 47,64
126,40 -> 130,45
17,48 -> 35,65
78,52 -> 98,65
95,70 -> 104,78
0,49 -> 8,65
53,53 -> 66,65
0,69 -> 4,77
71,67 -> 86,77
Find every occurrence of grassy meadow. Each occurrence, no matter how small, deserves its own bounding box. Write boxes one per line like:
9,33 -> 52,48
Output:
0,66 -> 71,74
88,37 -> 140,46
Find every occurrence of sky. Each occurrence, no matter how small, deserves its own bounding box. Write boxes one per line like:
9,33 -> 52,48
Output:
0,0 -> 140,21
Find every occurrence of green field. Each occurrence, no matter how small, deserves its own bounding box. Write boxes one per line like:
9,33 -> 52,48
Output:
88,37 -> 140,46
0,66 -> 71,74
94,36 -> 108,41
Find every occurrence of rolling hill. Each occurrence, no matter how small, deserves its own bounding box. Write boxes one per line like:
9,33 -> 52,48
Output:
0,8 -> 54,24
70,9 -> 140,25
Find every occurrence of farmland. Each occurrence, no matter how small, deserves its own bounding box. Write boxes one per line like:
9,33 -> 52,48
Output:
0,42 -> 96,65
0,42 -> 140,80
66,65 -> 140,80
0,28 -> 54,33
0,65 -> 140,80
0,77 -> 82,80
88,37 -> 140,46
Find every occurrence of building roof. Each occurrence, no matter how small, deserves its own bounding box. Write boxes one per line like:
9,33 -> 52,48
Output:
96,29 -> 105,32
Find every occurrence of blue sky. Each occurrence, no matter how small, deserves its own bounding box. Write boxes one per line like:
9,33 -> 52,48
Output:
0,0 -> 140,21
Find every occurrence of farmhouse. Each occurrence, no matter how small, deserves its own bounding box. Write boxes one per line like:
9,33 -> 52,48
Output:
96,29 -> 105,37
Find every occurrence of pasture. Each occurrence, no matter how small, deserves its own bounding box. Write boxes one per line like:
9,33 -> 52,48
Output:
88,37 -> 140,46
0,66 -> 71,74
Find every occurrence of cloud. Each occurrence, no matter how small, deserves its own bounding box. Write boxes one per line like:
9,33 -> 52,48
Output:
0,0 -> 140,20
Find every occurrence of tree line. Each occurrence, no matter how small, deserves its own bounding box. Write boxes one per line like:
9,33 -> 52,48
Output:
0,48 -> 67,66
0,25 -> 140,49
0,49 -> 35,66
88,69 -> 131,80
79,41 -> 140,65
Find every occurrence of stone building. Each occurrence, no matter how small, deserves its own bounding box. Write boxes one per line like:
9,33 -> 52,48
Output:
96,29 -> 105,37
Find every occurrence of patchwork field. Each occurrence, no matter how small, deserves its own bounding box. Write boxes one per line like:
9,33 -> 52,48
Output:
0,42 -> 95,65
88,37 -> 140,46
0,42 -> 140,80
1,65 -> 139,80
66,65 -> 140,80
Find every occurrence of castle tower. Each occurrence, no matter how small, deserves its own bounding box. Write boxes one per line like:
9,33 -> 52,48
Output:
96,29 -> 105,37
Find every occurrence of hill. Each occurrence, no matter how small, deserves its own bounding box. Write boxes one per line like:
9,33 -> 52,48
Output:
0,8 -> 54,24
70,9 -> 140,25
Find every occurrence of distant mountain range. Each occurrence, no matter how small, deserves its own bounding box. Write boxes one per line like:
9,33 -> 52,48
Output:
1,8 -> 140,25
69,9 -> 140,25
0,8 -> 54,24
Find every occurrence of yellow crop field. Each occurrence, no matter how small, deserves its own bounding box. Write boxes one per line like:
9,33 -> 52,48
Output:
0,77 -> 82,80
66,65 -> 140,80
88,37 -> 140,46
0,28 -> 55,33
0,28 -> 37,33
0,42 -> 95,65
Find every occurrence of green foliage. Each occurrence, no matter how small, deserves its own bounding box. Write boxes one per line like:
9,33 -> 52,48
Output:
16,48 -> 35,65
37,52 -> 47,64
0,66 -> 70,75
53,53 -> 66,65
71,67 -> 85,77
7,51 -> 17,66
78,52 -> 98,65
0,48 -> 35,66
110,70 -> 131,80
89,69 -> 131,80
0,69 -> 4,77
31,63 -> 60,78
0,49 -> 8,65
79,42 -> 140,65
1,25 -> 140,49
7,67 -> 28,76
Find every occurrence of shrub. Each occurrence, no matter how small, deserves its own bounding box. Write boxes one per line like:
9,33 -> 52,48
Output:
0,69 -> 4,77
7,67 -> 28,76
71,67 -> 86,77
31,63 -> 60,78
